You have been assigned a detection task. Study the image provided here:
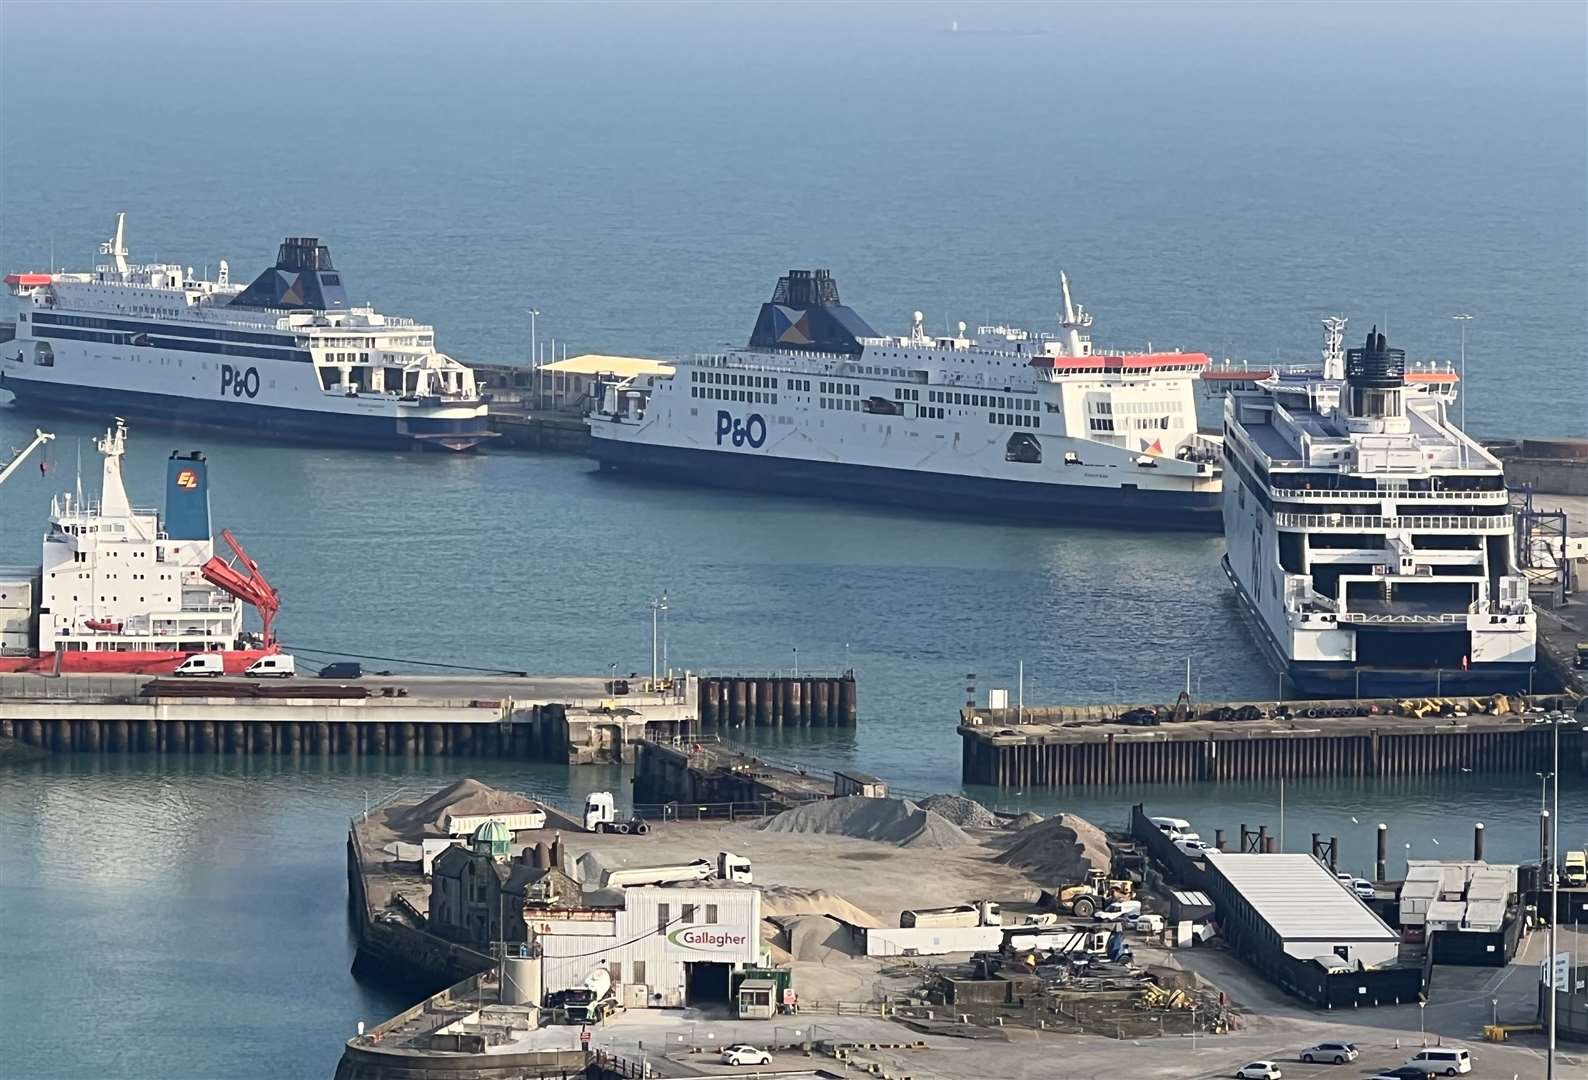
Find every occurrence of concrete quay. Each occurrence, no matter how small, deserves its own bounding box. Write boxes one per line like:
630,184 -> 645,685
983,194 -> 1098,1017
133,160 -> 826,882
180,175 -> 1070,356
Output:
0,672 -> 696,763
959,696 -> 1586,788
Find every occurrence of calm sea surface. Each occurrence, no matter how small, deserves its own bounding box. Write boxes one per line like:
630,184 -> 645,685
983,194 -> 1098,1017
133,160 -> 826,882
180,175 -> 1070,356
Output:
1,5 -> 1584,1077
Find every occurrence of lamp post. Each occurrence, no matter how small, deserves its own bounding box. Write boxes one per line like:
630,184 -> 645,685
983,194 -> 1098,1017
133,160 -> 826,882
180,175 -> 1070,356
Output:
529,308 -> 540,369
1452,314 -> 1472,467
649,594 -> 668,690
792,647 -> 798,679
1546,715 -> 1561,1078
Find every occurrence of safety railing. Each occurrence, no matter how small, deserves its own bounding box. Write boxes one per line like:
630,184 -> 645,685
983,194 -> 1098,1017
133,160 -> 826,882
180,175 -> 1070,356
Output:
1271,485 -> 1507,502
1273,512 -> 1511,531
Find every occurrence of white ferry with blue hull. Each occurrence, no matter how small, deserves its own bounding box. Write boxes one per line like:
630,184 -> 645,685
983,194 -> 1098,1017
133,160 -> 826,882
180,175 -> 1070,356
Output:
2,215 -> 491,451
590,269 -> 1222,528
1222,319 -> 1535,698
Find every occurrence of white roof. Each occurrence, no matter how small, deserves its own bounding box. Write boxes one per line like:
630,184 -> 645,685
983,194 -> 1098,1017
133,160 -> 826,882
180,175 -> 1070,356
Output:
1206,853 -> 1398,943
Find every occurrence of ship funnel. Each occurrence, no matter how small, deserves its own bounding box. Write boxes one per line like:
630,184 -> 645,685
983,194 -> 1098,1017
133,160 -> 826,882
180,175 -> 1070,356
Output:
1344,324 -> 1408,426
747,269 -> 877,355
165,451 -> 212,541
229,237 -> 348,311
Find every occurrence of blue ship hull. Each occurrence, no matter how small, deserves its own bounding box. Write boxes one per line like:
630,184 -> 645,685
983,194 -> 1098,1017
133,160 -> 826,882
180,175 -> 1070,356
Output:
590,435 -> 1222,530
2,372 -> 491,451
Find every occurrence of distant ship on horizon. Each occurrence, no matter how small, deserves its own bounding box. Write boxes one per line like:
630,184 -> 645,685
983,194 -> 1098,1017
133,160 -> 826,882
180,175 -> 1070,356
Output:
2,214 -> 493,451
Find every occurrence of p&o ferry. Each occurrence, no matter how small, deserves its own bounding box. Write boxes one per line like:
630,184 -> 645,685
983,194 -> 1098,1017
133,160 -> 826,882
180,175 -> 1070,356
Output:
3,214 -> 492,450
589,270 -> 1222,528
1222,320 -> 1534,697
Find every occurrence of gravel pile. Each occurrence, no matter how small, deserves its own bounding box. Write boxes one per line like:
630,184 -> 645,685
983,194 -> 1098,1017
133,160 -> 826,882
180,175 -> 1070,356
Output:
758,795 -> 972,850
918,794 -> 1001,829
387,778 -> 543,839
1009,811 -> 1045,830
994,813 -> 1112,885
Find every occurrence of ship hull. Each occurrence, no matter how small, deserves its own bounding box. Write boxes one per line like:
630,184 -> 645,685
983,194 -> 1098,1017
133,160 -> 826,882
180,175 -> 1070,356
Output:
2,371 -> 492,451
591,435 -> 1222,529
0,648 -> 275,675
1221,557 -> 1538,698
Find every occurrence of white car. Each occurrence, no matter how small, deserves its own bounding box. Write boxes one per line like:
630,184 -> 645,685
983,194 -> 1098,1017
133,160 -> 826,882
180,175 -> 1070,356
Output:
1235,1063 -> 1282,1080
721,1044 -> 772,1066
1092,899 -> 1143,922
1352,879 -> 1376,900
1175,837 -> 1211,857
1300,1040 -> 1359,1064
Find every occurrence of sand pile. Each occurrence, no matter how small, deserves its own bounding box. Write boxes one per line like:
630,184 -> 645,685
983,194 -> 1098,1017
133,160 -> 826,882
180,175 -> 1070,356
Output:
768,914 -> 858,963
759,885 -> 881,928
757,796 -> 972,849
918,794 -> 1000,829
387,778 -> 543,839
1010,811 -> 1045,830
994,813 -> 1112,885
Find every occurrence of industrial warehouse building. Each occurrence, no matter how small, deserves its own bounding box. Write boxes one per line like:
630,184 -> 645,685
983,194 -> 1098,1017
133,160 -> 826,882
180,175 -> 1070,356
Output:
1206,853 -> 1401,967
530,883 -> 763,1008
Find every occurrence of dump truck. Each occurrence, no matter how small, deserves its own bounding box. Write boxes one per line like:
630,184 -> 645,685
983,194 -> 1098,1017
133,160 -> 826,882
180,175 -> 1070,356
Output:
899,899 -> 1001,929
562,967 -> 619,1024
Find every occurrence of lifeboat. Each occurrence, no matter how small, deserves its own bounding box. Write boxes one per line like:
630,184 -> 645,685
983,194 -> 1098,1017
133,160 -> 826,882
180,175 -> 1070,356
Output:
83,618 -> 123,633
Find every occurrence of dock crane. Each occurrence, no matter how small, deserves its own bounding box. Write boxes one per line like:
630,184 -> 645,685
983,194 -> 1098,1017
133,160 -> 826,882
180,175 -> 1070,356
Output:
200,528 -> 281,644
0,429 -> 55,489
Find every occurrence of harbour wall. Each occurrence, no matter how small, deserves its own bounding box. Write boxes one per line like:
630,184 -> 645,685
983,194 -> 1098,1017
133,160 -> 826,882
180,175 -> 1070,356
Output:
0,697 -> 695,763
960,700 -> 1586,788
697,672 -> 856,728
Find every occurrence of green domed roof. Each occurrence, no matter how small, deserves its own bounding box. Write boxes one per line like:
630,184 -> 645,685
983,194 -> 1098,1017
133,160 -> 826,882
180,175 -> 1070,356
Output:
473,820 -> 513,844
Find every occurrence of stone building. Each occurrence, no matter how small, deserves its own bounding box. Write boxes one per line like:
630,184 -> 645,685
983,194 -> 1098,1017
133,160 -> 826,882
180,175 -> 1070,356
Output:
430,822 -> 579,948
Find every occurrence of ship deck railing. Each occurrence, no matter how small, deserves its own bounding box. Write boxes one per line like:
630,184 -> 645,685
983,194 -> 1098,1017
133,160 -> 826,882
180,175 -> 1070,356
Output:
1274,512 -> 1512,532
1271,485 -> 1510,503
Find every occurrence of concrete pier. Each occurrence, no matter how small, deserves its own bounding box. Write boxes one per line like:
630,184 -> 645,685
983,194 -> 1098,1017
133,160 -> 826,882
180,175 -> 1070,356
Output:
0,672 -> 698,764
697,672 -> 856,728
960,696 -> 1586,788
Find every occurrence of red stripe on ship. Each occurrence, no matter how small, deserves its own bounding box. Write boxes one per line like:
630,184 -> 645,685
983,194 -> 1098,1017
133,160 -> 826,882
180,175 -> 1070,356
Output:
0,647 -> 278,675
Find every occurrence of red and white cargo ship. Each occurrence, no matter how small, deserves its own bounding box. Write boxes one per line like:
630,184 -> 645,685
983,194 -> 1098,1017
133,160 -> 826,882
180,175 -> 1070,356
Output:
0,419 -> 280,674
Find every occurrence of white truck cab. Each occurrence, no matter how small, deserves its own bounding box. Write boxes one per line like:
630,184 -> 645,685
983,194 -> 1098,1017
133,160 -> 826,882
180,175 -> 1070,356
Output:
173,654 -> 224,677
244,654 -> 295,678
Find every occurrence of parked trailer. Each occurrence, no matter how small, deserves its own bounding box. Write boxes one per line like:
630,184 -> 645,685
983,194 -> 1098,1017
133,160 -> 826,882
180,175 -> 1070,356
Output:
899,900 -> 1000,929
1003,927 -> 1112,955
863,925 -> 1006,957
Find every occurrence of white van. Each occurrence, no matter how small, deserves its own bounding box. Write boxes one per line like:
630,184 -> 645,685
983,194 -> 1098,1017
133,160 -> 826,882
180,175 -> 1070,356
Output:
173,654 -> 224,677
245,654 -> 296,678
1405,1047 -> 1471,1075
1150,816 -> 1193,838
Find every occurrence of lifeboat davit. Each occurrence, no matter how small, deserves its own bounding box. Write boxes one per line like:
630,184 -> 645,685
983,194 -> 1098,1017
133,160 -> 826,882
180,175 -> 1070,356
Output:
83,618 -> 123,633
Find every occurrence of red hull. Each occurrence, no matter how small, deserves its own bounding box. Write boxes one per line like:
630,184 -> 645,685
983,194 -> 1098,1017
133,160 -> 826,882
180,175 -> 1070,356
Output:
0,648 -> 277,675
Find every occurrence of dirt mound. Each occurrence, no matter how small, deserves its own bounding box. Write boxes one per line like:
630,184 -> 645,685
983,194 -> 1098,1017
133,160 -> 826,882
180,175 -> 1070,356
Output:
758,885 -> 881,928
757,796 -> 973,850
918,794 -> 1000,829
771,914 -> 858,963
1010,811 -> 1045,830
994,813 -> 1112,885
387,778 -> 543,839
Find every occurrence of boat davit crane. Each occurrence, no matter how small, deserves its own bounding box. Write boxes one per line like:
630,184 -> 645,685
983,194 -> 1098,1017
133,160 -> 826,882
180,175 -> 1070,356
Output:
200,528 -> 281,644
0,429 -> 55,489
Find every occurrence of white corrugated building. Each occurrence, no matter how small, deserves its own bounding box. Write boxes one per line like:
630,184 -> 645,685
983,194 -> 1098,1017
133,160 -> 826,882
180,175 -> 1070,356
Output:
529,883 -> 762,1009
1205,853 -> 1401,969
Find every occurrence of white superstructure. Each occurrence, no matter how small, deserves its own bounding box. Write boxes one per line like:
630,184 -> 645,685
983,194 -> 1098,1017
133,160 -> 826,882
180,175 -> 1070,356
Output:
590,269 -> 1222,528
0,419 -> 280,673
3,214 -> 492,450
1222,321 -> 1534,696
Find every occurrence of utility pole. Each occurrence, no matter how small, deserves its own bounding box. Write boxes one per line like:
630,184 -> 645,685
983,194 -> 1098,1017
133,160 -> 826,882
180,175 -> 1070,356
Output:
1452,313 -> 1472,467
1547,716 -> 1559,1078
649,594 -> 668,690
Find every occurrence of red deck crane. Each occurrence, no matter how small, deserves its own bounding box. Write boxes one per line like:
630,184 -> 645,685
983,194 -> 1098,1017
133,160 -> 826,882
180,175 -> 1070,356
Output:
200,529 -> 280,644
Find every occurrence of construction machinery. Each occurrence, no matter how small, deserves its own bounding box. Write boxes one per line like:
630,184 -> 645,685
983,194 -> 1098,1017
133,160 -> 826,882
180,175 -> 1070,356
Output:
1053,869 -> 1135,918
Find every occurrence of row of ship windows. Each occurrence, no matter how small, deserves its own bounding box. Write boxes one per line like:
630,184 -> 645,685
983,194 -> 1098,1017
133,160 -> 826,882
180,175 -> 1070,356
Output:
993,412 -> 1041,428
821,398 -> 860,411
930,390 -> 1038,410
34,311 -> 291,348
1092,399 -> 1181,416
34,326 -> 310,363
692,387 -> 778,404
691,370 -> 778,389
1089,416 -> 1172,432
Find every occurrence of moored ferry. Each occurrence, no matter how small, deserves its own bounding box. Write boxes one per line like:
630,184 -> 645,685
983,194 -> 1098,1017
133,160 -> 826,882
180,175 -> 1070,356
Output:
3,214 -> 492,451
1222,320 -> 1534,697
0,419 -> 281,674
590,269 -> 1222,528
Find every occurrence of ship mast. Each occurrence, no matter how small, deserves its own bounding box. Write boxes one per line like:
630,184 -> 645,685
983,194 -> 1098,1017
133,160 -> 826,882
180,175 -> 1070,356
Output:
99,212 -> 129,274
1059,272 -> 1094,357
